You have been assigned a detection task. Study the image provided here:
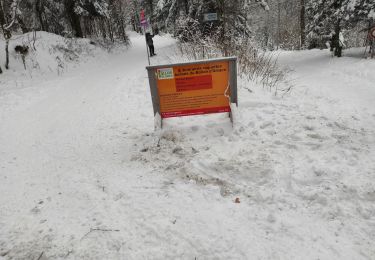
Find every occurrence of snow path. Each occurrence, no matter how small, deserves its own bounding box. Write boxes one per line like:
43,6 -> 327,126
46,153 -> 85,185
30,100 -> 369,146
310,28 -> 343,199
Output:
1,35 -> 375,259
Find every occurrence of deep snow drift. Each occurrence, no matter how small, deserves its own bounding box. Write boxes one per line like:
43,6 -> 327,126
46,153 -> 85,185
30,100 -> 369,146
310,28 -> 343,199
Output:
0,32 -> 374,259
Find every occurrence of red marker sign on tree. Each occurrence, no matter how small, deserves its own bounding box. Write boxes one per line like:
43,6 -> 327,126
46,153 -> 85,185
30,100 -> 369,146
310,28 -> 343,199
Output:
370,27 -> 375,40
140,9 -> 147,26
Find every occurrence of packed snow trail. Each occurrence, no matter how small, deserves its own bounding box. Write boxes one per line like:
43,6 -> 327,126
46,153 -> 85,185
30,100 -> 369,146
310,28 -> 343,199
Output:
0,34 -> 169,259
1,34 -> 375,259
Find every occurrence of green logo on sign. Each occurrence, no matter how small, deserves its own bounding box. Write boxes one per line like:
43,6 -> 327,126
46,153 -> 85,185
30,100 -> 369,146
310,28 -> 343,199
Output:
157,68 -> 174,80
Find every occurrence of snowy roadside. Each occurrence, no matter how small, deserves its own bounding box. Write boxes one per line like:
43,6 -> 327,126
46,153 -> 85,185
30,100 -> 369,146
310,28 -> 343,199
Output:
0,31 -> 129,119
131,47 -> 375,259
0,32 -> 374,259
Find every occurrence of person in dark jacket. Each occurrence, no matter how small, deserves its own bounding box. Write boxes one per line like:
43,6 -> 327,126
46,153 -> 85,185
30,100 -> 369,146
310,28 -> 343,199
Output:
145,32 -> 156,56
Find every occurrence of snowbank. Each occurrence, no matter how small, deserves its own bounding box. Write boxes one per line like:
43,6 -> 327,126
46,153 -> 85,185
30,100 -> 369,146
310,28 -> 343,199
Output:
0,31 -> 126,78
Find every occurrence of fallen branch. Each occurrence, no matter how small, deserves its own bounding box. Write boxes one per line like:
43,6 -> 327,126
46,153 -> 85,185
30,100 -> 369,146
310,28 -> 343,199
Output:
80,228 -> 120,240
37,251 -> 44,260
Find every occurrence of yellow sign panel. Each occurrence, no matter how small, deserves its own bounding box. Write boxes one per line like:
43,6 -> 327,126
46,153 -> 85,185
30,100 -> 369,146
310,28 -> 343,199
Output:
156,61 -> 230,118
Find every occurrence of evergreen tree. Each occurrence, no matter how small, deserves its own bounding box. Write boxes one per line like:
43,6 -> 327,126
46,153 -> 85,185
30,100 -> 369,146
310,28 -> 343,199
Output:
74,0 -> 108,17
306,0 -> 375,57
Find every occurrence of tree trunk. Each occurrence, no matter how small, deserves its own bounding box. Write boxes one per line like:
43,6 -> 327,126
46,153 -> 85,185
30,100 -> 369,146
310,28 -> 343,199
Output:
17,16 -> 29,33
100,19 -> 106,39
84,17 -> 95,37
120,17 -> 127,41
183,0 -> 188,15
0,0 -> 10,69
35,0 -> 44,30
64,0 -> 83,37
35,0 -> 48,31
277,2 -> 281,50
300,0 -> 305,48
107,19 -> 114,42
5,35 -> 10,69
131,16 -> 137,32
333,21 -> 342,57
0,0 -> 4,28
0,0 -> 7,24
148,0 -> 153,20
217,0 -> 227,55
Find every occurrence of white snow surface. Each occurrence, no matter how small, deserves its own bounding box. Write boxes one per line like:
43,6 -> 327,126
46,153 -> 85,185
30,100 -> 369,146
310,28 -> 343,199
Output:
1,32 -> 375,259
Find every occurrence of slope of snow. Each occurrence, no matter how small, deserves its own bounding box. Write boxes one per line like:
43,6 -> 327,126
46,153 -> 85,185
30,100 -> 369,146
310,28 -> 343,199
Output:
0,32 -> 113,77
0,33 -> 374,259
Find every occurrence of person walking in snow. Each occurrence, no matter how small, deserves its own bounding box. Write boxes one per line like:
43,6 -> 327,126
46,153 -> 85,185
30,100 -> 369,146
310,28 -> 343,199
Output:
145,32 -> 156,56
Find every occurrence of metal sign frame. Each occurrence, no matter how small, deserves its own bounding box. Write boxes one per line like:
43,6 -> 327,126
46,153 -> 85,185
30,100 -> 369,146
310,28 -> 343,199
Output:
146,57 -> 238,129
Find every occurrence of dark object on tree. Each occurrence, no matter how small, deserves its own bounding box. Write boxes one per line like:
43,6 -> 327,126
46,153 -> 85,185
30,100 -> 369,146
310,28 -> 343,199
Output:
15,45 -> 29,55
146,32 -> 156,56
15,45 -> 29,70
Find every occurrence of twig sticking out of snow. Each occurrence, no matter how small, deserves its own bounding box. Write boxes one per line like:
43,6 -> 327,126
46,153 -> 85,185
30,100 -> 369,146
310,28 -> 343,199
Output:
80,228 -> 120,240
37,251 -> 44,260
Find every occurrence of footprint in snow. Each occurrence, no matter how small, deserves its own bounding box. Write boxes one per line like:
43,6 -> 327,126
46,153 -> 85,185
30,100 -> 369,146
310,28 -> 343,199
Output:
260,122 -> 275,129
303,125 -> 315,131
307,133 -> 324,140
191,125 -> 199,132
306,115 -> 316,120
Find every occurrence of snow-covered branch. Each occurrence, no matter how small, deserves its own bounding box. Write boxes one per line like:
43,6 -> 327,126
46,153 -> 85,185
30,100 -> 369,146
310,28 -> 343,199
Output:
4,0 -> 18,30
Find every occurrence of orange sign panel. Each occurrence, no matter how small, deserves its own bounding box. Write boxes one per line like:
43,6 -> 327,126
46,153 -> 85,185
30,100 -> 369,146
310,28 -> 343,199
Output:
156,61 -> 230,118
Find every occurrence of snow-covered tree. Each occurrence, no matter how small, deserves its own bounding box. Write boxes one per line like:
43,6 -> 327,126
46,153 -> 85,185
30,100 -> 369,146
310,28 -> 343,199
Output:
307,0 -> 375,56
0,0 -> 20,69
74,0 -> 108,17
154,0 -> 270,38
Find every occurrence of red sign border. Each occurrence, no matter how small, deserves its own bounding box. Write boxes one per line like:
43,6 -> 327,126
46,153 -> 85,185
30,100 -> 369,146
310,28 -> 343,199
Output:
161,106 -> 231,118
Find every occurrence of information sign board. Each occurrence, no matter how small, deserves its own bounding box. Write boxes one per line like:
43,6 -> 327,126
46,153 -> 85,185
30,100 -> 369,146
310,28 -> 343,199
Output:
146,57 -> 237,128
203,13 -> 218,22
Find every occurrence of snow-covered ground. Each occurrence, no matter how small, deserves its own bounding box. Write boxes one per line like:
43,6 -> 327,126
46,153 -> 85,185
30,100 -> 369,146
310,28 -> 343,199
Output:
0,32 -> 374,259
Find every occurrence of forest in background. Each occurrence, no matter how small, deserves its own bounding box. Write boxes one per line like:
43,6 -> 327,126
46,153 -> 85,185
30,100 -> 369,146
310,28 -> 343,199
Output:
0,0 -> 374,74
